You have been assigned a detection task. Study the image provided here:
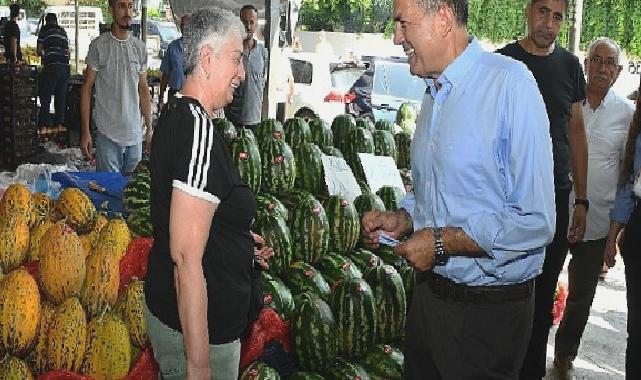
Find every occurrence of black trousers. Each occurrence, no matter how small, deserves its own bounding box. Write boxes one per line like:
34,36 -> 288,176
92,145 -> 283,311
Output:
404,274 -> 534,379
554,238 -> 606,360
622,202 -> 641,379
520,187 -> 571,379
39,64 -> 70,125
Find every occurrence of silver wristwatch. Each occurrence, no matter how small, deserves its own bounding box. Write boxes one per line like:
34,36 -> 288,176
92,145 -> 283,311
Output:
433,228 -> 448,266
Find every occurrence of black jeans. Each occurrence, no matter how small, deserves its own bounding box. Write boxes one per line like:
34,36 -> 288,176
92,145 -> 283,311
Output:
405,273 -> 534,379
520,187 -> 571,380
39,64 -> 70,125
554,238 -> 606,360
622,202 -> 641,379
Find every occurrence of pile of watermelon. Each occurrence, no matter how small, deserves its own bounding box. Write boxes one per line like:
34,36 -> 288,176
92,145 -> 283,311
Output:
121,113 -> 415,380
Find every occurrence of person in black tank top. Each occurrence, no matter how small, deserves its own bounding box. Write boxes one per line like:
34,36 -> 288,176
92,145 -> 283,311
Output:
143,8 -> 273,380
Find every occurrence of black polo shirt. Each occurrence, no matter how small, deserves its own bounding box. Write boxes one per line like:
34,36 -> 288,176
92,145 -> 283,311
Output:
2,20 -> 22,62
144,95 -> 256,344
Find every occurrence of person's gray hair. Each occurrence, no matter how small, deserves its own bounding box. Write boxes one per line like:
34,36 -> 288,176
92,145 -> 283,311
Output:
415,0 -> 468,25
183,7 -> 246,75
588,37 -> 622,62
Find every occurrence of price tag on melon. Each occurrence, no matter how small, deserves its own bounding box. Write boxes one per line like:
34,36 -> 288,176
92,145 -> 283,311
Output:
321,155 -> 362,202
358,153 -> 406,195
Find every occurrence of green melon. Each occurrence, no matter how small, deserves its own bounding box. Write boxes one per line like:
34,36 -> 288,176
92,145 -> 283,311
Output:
375,120 -> 395,134
256,119 -> 285,148
230,136 -> 262,195
376,186 -> 404,212
252,213 -> 293,275
288,372 -> 325,380
376,246 -> 406,270
239,361 -> 280,380
309,119 -> 333,149
291,293 -> 337,373
317,252 -> 362,289
331,114 -> 356,152
349,249 -> 383,276
325,357 -> 371,380
373,130 -> 397,161
343,128 -> 374,181
321,146 -> 344,158
364,264 -> 407,343
254,193 -> 289,222
323,195 -> 360,254
285,261 -> 331,301
353,193 -> 386,221
284,117 -> 312,153
295,143 -> 326,196
212,118 -> 237,147
260,138 -> 297,194
397,264 -> 415,310
289,195 -> 330,264
356,117 -> 376,133
261,272 -> 295,320
361,344 -> 404,380
394,132 -> 412,170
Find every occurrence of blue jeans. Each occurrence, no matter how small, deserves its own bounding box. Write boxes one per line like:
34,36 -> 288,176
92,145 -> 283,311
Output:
39,64 -> 70,125
95,130 -> 142,174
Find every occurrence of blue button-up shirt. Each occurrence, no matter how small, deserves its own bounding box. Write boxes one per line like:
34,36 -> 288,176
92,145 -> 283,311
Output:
401,38 -> 556,286
611,134 -> 641,224
160,38 -> 185,91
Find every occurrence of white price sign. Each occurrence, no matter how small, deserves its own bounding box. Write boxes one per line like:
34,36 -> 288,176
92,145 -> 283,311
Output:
321,155 -> 362,202
358,153 -> 406,195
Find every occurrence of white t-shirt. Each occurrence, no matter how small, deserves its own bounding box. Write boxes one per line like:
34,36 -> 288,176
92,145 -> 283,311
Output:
570,89 -> 634,241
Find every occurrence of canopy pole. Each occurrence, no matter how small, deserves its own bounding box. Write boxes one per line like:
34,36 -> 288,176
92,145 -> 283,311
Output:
74,0 -> 79,73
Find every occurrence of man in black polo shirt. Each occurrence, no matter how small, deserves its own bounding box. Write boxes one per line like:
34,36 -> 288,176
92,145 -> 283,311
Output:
37,13 -> 70,129
2,4 -> 22,64
497,0 -> 588,379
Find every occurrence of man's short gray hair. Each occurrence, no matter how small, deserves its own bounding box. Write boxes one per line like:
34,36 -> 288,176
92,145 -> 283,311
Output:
415,0 -> 468,25
588,37 -> 622,62
183,7 -> 246,75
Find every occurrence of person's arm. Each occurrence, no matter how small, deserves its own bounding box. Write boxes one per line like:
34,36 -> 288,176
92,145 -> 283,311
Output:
169,190 -> 215,379
158,49 -> 170,111
603,220 -> 624,267
80,68 -> 97,159
9,37 -> 17,63
568,101 -> 588,242
138,71 -> 153,151
36,42 -> 43,57
395,76 -> 556,270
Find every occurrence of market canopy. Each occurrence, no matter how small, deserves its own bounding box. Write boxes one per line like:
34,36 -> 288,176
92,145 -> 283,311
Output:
168,0 -> 290,19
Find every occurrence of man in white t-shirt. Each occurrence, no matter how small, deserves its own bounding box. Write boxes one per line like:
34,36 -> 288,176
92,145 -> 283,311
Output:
553,37 -> 634,378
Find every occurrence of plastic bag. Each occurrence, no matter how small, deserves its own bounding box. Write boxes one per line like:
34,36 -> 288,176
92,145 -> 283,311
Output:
124,346 -> 159,380
119,237 -> 154,295
552,281 -> 568,325
239,307 -> 291,370
37,371 -> 93,380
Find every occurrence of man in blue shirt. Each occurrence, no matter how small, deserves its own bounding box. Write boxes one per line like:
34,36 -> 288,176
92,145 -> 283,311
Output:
362,0 -> 556,378
158,15 -> 189,112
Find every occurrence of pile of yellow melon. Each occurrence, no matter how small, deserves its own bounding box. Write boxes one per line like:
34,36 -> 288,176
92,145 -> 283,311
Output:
0,183 -> 149,380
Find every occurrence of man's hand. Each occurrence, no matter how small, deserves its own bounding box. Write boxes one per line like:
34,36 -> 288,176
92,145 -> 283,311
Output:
80,130 -> 93,160
144,128 -> 153,154
361,210 -> 412,249
394,228 -> 434,271
603,235 -> 617,268
157,101 -> 165,114
568,205 -> 587,244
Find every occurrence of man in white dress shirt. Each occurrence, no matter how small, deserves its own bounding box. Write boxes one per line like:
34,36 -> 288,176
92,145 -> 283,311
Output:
553,37 -> 635,378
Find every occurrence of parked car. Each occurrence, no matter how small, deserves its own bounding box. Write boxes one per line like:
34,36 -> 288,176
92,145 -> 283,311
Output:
347,57 -> 426,123
287,51 -> 366,122
132,20 -> 181,58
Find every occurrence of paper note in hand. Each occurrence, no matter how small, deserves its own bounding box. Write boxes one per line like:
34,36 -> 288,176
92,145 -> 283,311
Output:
378,232 -> 399,247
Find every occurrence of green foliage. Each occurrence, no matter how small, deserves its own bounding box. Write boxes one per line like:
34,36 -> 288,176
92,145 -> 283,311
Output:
299,0 -> 390,33
581,0 -> 641,58
0,0 -> 45,18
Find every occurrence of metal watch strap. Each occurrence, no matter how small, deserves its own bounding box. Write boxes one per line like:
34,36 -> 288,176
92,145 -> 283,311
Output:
433,228 -> 448,266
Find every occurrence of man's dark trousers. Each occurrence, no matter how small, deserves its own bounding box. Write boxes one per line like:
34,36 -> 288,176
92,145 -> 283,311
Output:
520,188 -> 571,379
554,238 -> 606,360
39,64 -> 70,125
622,203 -> 641,379
404,272 -> 535,379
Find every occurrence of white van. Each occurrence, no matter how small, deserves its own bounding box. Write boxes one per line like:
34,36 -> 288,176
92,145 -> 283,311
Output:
41,6 -> 104,60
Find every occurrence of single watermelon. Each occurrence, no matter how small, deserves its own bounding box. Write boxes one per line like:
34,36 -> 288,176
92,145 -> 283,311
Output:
288,372 -> 325,380
284,117 -> 312,152
376,186 -> 404,212
261,138 -> 297,194
330,277 -> 377,358
285,261 -> 331,301
321,146 -> 344,158
349,249 -> 383,276
343,128 -> 374,181
289,195 -> 330,264
353,192 -> 386,221
316,252 -> 362,289
394,132 -> 412,170
254,193 -> 289,222
262,272 -> 295,320
397,263 -> 415,310
230,136 -> 262,195
375,119 -> 395,134
309,119 -> 333,149
323,195 -> 360,254
364,265 -> 407,343
331,114 -> 356,152
253,213 -> 293,275
325,358 -> 371,380
356,117 -> 376,133
295,143 -> 326,196
361,345 -> 404,380
257,118 -> 285,148
373,130 -> 397,161
212,118 -> 237,147
291,293 -> 337,373
239,361 -> 281,380
376,246 -> 406,270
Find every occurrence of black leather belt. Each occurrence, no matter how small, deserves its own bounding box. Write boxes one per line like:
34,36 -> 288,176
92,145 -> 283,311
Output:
428,272 -> 534,304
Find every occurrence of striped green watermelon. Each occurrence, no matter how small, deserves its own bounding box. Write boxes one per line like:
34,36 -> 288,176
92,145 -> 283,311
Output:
325,358 -> 371,380
123,168 -> 152,237
324,195 -> 360,253
356,179 -> 371,195
331,114 -> 356,152
321,146 -> 344,158
361,345 -> 404,380
262,272 -> 295,320
237,127 -> 259,146
291,293 -> 337,372
261,138 -> 297,194
254,193 -> 289,222
343,128 -> 374,181
239,361 -> 281,380
373,130 -> 397,162
397,264 -> 415,309
279,189 -> 316,210
230,136 -> 262,194
375,120 -> 395,134
349,249 -> 383,275
257,118 -> 285,148
309,119 -> 333,149
317,252 -> 362,289
394,132 -> 412,170
356,117 -> 376,133
353,193 -> 386,221
295,143 -> 326,196
289,195 -> 330,264
253,213 -> 293,275
284,117 -> 312,152
376,246 -> 405,270
285,261 -> 331,301
287,372 -> 325,380
329,277 -> 377,358
212,118 -> 237,147
364,264 -> 406,342
376,186 -> 404,212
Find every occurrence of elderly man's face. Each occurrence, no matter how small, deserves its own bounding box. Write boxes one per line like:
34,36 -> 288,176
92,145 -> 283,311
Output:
585,42 -> 622,92
526,0 -> 566,49
240,8 -> 258,41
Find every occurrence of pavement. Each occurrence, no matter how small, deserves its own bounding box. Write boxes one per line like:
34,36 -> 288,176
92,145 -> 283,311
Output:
543,257 -> 627,379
